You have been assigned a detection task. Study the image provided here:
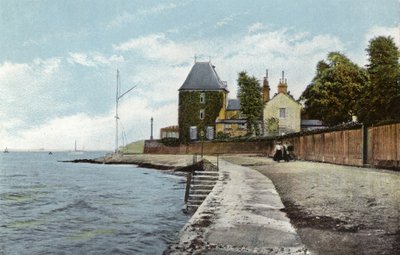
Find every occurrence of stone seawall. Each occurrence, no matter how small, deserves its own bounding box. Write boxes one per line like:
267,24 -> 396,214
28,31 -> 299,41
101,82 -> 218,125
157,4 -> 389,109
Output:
166,157 -> 307,254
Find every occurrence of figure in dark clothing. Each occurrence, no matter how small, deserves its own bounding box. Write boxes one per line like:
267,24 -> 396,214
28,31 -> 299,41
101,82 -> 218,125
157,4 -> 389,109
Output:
273,142 -> 284,162
285,142 -> 295,161
283,143 -> 289,162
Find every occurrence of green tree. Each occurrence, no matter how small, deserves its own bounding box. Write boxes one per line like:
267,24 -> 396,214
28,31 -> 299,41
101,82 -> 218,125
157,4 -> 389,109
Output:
237,71 -> 264,135
359,36 -> 400,124
300,52 -> 368,126
265,117 -> 279,136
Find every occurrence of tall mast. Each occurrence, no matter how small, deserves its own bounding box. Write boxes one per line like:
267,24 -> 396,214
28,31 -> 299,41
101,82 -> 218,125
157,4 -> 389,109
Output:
115,70 -> 120,153
114,69 -> 136,154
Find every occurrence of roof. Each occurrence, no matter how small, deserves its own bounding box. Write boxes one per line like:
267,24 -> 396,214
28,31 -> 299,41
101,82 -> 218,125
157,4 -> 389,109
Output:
227,99 -> 241,110
179,62 -> 228,91
160,125 -> 179,131
215,119 -> 247,124
268,92 -> 301,106
301,120 -> 325,126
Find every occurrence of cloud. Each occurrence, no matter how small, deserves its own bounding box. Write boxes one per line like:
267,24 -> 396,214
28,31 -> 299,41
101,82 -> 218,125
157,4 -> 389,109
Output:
4,113 -> 114,151
107,2 -> 182,29
67,52 -> 125,67
365,25 -> 400,48
1,96 -> 178,151
0,58 -> 68,121
248,22 -> 271,33
114,33 -> 194,63
215,16 -> 234,28
215,12 -> 245,28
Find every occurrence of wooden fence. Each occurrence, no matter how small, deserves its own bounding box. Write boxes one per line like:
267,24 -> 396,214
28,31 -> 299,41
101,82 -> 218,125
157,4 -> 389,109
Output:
367,123 -> 400,169
284,123 -> 399,169
286,128 -> 363,166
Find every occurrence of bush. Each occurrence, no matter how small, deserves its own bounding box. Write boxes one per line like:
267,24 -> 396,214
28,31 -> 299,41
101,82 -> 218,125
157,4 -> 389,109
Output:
216,131 -> 230,140
161,137 -> 181,147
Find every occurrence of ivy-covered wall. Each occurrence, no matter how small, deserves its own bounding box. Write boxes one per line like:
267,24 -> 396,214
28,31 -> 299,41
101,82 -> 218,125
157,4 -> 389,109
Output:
178,90 -> 225,143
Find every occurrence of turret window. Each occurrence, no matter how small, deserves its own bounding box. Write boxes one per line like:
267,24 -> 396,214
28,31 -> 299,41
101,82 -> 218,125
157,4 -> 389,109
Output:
200,93 -> 205,103
200,109 -> 205,120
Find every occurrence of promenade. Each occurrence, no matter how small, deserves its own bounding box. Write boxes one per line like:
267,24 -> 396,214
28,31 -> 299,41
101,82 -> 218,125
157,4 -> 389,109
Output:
223,156 -> 400,255
167,158 -> 308,254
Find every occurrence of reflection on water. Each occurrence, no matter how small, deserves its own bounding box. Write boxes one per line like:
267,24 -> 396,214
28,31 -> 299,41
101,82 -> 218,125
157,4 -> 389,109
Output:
0,152 -> 188,254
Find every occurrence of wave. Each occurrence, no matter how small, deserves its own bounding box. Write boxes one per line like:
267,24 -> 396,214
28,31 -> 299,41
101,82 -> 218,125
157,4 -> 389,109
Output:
50,199 -> 99,214
49,199 -> 117,219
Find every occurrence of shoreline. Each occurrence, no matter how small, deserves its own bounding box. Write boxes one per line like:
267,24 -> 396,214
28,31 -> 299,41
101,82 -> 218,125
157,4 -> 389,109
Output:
62,153 -> 196,171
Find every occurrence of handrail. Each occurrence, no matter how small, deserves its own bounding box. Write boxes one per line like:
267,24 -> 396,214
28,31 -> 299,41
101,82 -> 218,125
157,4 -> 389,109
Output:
184,169 -> 193,203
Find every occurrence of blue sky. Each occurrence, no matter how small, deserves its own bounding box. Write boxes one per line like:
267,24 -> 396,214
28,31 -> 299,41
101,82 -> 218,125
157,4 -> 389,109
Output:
0,0 -> 399,150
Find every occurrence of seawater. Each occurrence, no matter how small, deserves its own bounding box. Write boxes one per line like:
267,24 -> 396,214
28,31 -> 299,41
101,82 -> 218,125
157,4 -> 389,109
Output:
0,152 -> 188,254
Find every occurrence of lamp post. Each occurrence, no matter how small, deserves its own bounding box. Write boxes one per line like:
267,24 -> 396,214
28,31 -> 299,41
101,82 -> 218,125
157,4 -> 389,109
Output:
200,129 -> 205,158
150,117 -> 154,140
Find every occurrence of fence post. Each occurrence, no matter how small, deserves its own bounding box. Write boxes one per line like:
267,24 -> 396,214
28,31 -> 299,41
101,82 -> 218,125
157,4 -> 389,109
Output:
362,124 -> 368,165
217,153 -> 219,171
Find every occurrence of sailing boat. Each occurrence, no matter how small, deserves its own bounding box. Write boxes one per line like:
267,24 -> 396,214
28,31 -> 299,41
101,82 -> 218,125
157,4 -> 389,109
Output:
3,147 -> 9,153
70,140 -> 83,155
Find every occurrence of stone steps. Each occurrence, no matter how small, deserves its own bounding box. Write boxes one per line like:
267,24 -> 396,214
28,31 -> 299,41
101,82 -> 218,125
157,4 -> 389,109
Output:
185,168 -> 220,213
193,175 -> 219,181
195,171 -> 219,176
191,189 -> 213,195
188,194 -> 208,201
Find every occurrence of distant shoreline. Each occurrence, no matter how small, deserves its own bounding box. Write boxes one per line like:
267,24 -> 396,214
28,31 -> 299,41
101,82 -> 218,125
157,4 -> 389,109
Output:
62,153 -> 195,172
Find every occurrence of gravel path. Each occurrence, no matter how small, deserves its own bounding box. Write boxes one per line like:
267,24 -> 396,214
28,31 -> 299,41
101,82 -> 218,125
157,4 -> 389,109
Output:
222,156 -> 400,255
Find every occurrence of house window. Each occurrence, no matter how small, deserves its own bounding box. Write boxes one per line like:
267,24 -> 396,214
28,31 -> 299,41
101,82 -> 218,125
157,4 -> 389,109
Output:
200,109 -> 205,120
206,126 -> 214,140
279,108 -> 286,118
190,126 -> 197,140
200,93 -> 205,103
239,123 -> 247,130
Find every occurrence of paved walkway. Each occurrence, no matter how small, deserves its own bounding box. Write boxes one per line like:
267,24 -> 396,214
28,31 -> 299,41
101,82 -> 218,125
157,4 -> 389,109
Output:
167,158 -> 308,254
222,155 -> 400,255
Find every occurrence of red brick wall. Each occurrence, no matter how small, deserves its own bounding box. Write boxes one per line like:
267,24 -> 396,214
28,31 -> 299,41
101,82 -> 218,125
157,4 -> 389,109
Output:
144,139 -> 275,155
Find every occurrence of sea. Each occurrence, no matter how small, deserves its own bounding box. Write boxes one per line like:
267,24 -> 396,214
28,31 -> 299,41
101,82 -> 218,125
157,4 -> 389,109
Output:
0,151 -> 188,255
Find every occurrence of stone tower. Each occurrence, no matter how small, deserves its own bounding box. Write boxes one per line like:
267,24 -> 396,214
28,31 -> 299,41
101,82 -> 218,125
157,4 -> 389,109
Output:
178,61 -> 228,142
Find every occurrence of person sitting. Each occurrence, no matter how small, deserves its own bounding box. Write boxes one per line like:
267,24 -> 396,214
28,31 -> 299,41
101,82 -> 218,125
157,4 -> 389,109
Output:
273,141 -> 284,162
286,143 -> 295,161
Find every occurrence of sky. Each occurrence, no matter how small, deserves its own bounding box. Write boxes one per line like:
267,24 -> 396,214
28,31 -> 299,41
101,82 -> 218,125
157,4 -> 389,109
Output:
0,0 -> 399,151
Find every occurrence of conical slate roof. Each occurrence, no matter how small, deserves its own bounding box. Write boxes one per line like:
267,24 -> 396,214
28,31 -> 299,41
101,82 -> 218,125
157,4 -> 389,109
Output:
179,62 -> 228,91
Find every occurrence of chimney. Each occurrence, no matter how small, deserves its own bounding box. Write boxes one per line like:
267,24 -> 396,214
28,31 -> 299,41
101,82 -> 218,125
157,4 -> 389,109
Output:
262,69 -> 270,103
277,70 -> 288,94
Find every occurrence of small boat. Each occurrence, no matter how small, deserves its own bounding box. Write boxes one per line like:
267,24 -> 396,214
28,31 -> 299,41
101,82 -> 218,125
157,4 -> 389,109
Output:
4,147 -> 9,153
48,152 -> 53,155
